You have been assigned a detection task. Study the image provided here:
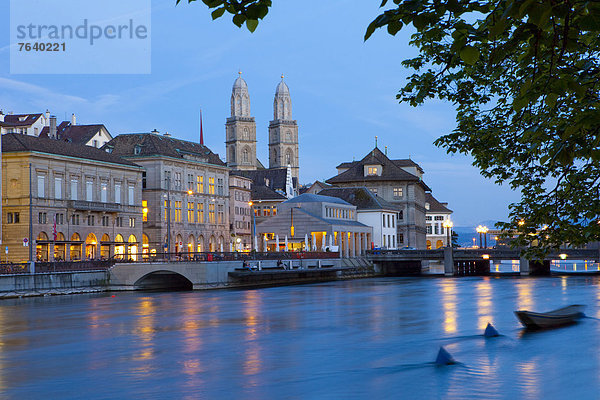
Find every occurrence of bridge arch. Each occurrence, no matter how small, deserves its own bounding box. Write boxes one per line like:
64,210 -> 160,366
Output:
133,270 -> 194,291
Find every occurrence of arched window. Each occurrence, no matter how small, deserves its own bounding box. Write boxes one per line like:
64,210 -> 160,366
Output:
285,150 -> 293,166
243,128 -> 250,140
236,96 -> 242,115
285,131 -> 292,143
243,148 -> 249,163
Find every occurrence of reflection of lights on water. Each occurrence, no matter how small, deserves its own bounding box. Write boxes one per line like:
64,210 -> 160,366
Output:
243,291 -> 263,376
561,276 -> 568,293
134,298 -> 156,363
518,360 -> 540,400
517,281 -> 534,310
440,280 -> 457,334
475,279 -> 493,330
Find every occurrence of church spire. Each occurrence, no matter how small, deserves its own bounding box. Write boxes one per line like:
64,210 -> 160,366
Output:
231,71 -> 251,117
274,75 -> 292,120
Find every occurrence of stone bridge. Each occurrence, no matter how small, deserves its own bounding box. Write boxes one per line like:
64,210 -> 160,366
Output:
109,258 -> 342,290
366,248 -> 600,276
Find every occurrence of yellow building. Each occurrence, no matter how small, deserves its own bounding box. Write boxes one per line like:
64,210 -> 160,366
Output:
2,133 -> 143,262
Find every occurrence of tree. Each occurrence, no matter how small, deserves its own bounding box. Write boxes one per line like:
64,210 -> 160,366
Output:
451,231 -> 460,248
179,0 -> 600,256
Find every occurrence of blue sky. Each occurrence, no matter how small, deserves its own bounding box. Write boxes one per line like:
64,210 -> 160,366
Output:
0,0 -> 519,226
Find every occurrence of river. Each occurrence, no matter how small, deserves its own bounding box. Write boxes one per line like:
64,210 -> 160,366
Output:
1,276 -> 600,399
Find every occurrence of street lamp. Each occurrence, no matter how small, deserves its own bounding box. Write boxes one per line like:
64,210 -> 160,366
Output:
476,225 -> 489,248
476,225 -> 484,248
442,219 -> 453,248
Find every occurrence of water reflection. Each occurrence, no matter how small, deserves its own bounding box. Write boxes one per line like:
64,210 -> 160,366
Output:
517,359 -> 540,400
440,280 -> 458,334
475,278 -> 493,330
516,280 -> 534,310
243,290 -> 263,378
133,297 -> 156,374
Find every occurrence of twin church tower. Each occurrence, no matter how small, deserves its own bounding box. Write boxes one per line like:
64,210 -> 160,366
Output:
225,73 -> 299,180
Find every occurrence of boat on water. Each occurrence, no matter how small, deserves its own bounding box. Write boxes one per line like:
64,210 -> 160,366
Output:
515,305 -> 586,329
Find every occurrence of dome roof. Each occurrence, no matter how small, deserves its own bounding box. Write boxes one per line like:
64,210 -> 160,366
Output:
233,75 -> 248,90
275,78 -> 289,96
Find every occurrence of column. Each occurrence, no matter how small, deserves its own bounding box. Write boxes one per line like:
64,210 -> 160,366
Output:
351,233 -> 356,258
443,246 -> 454,276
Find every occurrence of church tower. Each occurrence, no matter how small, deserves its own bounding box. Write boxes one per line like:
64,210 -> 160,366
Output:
268,76 -> 299,180
226,72 -> 257,170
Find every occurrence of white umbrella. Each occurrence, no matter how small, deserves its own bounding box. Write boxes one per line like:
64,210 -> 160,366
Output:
322,233 -> 326,252
220,243 -> 223,252
304,234 -> 309,251
285,235 -> 288,252
263,235 -> 267,252
312,233 -> 317,251
329,232 -> 333,248
276,235 -> 280,252
254,235 -> 258,252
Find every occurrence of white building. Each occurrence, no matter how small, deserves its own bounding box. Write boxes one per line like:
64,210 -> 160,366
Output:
425,193 -> 453,249
318,187 -> 398,250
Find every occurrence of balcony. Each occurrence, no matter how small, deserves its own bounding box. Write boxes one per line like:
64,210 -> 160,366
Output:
68,200 -> 121,212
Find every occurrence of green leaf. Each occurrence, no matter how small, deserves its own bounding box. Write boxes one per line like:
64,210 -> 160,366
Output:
459,45 -> 479,65
246,19 -> 259,33
364,21 -> 377,41
211,7 -> 226,20
232,14 -> 245,28
545,93 -> 558,108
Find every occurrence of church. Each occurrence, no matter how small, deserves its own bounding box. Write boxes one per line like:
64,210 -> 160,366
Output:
225,73 -> 299,198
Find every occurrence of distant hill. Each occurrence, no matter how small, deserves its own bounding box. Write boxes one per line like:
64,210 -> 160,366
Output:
452,221 -> 502,248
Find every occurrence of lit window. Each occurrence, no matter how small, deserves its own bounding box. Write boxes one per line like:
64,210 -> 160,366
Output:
367,167 -> 378,175
142,200 -> 148,222
393,187 -> 403,198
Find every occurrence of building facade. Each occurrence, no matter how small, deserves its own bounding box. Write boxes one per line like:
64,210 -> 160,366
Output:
327,147 -> 429,249
226,73 -> 258,171
229,172 -> 253,251
256,194 -> 372,257
2,134 -> 143,262
268,76 -> 299,180
425,193 -> 453,249
318,187 -> 398,250
105,132 -> 230,255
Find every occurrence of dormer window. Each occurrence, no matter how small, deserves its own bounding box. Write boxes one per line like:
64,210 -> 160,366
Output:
425,202 -> 430,210
134,145 -> 142,155
367,167 -> 378,175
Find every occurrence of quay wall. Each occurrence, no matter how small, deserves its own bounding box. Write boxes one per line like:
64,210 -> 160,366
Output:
0,271 -> 109,298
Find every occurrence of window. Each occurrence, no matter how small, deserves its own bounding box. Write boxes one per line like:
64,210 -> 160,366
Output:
7,212 -> 20,224
188,174 -> 194,191
93,140 -> 99,148
174,172 -> 182,190
367,166 -> 378,175
383,214 -> 386,228
217,178 -> 224,196
102,216 -> 109,226
37,175 -> 45,198
426,215 -> 432,221
209,177 -> 215,194
197,203 -> 204,223
101,182 -> 108,203
129,217 -> 135,228
142,200 -> 148,222
393,187 -> 403,198
398,234 -> 404,244
87,215 -> 95,226
164,200 -> 169,221
217,205 -> 224,224
387,214 -> 391,227
38,212 -> 47,224
71,214 -> 80,225
70,179 -> 78,200
134,145 -> 141,155
54,177 -> 62,199
434,216 -> 444,221
187,202 -> 195,223
174,201 -> 182,222
86,181 -> 93,202
370,188 -> 378,196
164,171 -> 171,189
398,210 -> 404,220
285,151 -> 292,165
115,183 -> 121,204
115,217 -> 123,227
209,203 -> 216,223
391,215 -> 395,227
243,149 -> 249,163
197,176 -> 204,193
427,225 -> 432,234
434,224 -> 439,234
142,172 -> 147,189
128,186 -> 135,206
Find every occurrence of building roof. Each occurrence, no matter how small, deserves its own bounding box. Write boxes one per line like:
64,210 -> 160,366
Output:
233,75 -> 248,90
59,124 -> 106,145
317,187 -> 400,211
336,157 -> 422,172
2,133 -> 138,167
104,133 -> 226,166
234,168 -> 297,191
0,113 -> 43,127
283,193 -> 351,206
251,184 -> 287,201
327,147 -> 431,190
425,193 -> 453,213
275,78 -> 290,96
299,180 -> 331,194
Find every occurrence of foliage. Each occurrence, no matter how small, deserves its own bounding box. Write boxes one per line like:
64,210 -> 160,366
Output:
180,0 -> 600,257
176,0 -> 272,32
451,231 -> 460,248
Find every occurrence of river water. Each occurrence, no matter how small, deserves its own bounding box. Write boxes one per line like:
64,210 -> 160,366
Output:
2,276 -> 600,399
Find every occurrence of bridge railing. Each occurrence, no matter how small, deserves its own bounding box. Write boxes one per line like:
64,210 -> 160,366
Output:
112,251 -> 341,264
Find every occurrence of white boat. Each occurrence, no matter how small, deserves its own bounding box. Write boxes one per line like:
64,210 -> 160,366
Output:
514,305 -> 586,329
